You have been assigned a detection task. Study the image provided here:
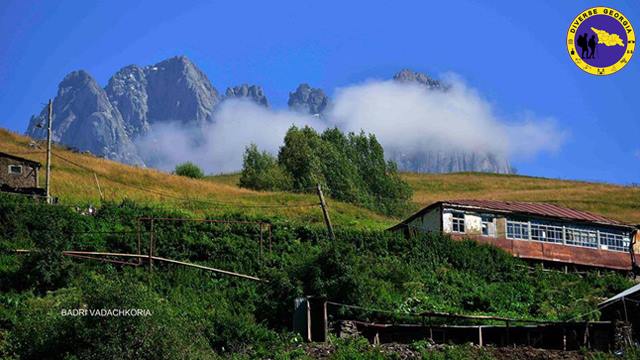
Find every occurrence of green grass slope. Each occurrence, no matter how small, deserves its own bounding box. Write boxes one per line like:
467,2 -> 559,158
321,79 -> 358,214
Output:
2,127 -> 639,228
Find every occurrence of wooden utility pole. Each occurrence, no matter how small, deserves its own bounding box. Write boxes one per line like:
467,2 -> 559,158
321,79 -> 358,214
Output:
316,184 -> 335,240
45,99 -> 53,204
149,219 -> 155,272
93,173 -> 104,201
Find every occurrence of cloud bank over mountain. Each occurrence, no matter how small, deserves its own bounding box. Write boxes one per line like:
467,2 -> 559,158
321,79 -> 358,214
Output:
135,99 -> 323,173
26,56 -> 565,175
135,76 -> 564,174
328,77 -> 564,161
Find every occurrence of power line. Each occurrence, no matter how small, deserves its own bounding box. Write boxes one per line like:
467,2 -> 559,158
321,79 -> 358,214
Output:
52,152 -> 96,173
50,151 -> 320,209
0,149 -> 317,209
0,150 -> 45,155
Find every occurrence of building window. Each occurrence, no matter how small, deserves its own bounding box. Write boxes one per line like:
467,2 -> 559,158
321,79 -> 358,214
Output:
8,165 -> 22,175
452,212 -> 465,233
502,217 -> 630,253
506,220 -> 529,240
481,216 -> 493,236
530,222 -> 563,243
565,227 -> 598,248
598,231 -> 629,252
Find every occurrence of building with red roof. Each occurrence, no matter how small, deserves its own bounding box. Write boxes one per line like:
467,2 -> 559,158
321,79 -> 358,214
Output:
389,200 -> 639,271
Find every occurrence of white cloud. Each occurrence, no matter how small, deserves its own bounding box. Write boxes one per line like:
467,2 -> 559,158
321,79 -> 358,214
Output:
135,76 -> 566,174
135,99 -> 323,173
327,78 -> 565,159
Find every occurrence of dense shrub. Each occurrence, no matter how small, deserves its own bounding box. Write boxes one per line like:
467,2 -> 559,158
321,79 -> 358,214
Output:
0,197 -> 633,358
174,162 -> 204,179
238,126 -> 413,216
330,336 -> 386,360
8,271 -> 213,359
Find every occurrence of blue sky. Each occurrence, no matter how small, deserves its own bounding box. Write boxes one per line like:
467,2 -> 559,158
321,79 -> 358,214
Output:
0,0 -> 638,183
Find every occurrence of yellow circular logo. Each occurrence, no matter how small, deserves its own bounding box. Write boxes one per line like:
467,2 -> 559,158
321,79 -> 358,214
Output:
567,7 -> 635,75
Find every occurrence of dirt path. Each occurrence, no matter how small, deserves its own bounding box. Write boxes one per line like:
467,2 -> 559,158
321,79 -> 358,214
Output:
306,343 -> 590,359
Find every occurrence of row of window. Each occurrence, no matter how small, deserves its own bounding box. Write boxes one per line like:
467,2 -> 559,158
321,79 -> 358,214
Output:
452,213 -> 494,236
448,212 -> 631,253
506,219 -> 630,252
452,213 -> 495,236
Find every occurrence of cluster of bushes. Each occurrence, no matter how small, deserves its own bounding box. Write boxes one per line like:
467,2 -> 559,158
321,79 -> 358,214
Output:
0,196 -> 633,358
239,126 -> 413,216
174,161 -> 205,179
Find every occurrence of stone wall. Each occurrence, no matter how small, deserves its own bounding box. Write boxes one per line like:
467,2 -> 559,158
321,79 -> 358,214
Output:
0,156 -> 39,188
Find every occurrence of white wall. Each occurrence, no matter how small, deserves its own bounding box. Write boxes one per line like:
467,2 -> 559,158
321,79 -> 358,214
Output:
443,212 -> 453,233
465,213 -> 483,235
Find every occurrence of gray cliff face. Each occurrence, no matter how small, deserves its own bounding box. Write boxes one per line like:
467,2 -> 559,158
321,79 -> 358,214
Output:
287,84 -> 329,116
224,84 -> 269,107
105,56 -> 220,136
143,56 -> 219,127
390,149 -> 513,174
105,65 -> 150,138
390,69 -> 513,174
26,71 -> 143,165
27,56 -> 221,166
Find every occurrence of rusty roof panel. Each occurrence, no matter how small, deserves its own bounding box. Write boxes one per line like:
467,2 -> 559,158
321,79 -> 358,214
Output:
442,199 -> 626,227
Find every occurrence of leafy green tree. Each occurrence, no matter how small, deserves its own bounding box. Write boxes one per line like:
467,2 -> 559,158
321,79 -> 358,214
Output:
239,144 -> 291,190
277,126 -> 326,191
174,162 -> 204,179
239,126 -> 413,216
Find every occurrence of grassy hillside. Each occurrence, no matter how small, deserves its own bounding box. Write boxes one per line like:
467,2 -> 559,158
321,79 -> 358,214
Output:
210,172 -> 640,225
2,128 -> 639,227
404,172 -> 640,224
0,129 -> 390,229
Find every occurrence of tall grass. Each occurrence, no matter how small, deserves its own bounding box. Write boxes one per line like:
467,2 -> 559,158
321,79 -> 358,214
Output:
2,128 -> 639,227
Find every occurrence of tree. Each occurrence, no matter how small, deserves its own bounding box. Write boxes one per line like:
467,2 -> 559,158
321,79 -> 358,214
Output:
239,144 -> 291,190
174,162 -> 204,179
239,126 -> 413,216
277,126 -> 325,191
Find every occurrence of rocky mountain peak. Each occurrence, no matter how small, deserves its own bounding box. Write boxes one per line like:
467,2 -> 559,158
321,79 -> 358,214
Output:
146,55 -> 197,77
224,84 -> 269,107
287,83 -> 329,115
27,56 -> 221,166
26,69 -> 143,165
23,57 -> 513,175
142,56 -> 220,126
59,70 -> 94,87
393,69 -> 442,89
388,69 -> 510,174
390,149 -> 513,174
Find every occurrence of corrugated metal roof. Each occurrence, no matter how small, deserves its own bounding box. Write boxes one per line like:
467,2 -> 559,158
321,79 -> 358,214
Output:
442,199 -> 627,227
